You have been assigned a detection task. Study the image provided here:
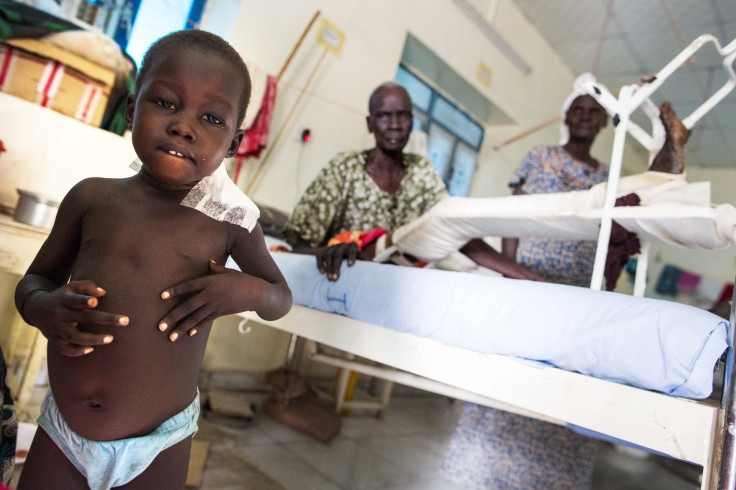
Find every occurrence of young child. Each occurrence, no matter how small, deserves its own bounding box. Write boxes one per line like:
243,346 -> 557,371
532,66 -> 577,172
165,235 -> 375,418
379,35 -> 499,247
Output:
14,30 -> 292,489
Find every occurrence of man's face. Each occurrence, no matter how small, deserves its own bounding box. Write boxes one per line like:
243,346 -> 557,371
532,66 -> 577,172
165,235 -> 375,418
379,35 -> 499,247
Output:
366,86 -> 413,153
565,95 -> 607,142
125,48 -> 244,189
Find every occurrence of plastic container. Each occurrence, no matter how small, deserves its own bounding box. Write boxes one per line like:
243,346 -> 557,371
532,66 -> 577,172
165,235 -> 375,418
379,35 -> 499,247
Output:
13,189 -> 59,229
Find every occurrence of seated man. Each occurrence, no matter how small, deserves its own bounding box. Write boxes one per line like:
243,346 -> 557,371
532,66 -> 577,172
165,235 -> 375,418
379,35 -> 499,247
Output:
282,81 -> 545,281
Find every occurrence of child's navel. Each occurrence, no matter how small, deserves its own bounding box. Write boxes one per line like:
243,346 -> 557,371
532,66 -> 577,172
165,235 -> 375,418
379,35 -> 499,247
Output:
85,400 -> 103,409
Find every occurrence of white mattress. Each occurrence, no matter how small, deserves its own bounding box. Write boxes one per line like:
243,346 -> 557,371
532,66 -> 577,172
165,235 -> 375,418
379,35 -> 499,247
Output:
391,171 -> 736,262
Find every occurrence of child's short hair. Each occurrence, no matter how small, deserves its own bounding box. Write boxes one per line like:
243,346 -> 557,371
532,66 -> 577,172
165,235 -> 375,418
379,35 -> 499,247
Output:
135,29 -> 251,127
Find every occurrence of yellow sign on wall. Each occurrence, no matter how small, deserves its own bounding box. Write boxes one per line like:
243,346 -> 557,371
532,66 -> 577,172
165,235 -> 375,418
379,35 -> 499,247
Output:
477,62 -> 492,87
316,17 -> 345,57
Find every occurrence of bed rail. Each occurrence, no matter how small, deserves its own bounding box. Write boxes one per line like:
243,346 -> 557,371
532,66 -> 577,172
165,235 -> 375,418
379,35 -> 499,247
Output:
578,34 -> 736,154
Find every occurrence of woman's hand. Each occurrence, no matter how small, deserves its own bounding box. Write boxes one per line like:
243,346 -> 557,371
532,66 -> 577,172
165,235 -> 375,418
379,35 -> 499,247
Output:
158,261 -> 280,341
22,280 -> 129,357
460,238 -> 548,282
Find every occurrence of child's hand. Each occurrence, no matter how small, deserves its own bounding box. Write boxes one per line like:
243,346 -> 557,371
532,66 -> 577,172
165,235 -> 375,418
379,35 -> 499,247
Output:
23,281 -> 129,357
159,261 -> 287,341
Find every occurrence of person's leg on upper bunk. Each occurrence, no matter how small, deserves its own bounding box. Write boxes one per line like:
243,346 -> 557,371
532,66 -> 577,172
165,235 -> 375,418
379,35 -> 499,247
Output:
649,102 -> 690,174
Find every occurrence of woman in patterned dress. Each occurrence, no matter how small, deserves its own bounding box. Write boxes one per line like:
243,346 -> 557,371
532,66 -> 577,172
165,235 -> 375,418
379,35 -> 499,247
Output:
441,93 -> 609,490
503,94 -> 610,286
503,95 -> 689,287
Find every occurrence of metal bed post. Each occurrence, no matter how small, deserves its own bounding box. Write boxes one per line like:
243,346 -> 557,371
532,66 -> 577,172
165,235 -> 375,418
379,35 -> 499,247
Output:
717,286 -> 736,489
625,35 -> 736,132
632,242 -> 650,297
588,84 -> 634,290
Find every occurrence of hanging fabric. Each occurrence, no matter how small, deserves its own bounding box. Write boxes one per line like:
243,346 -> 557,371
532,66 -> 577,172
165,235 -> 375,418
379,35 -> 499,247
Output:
235,74 -> 278,181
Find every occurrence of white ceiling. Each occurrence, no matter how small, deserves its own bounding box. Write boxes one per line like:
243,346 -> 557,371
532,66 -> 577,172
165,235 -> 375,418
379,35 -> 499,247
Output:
510,0 -> 736,168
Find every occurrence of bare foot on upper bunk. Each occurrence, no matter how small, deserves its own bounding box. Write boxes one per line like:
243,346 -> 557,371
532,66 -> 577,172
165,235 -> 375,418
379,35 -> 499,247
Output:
649,101 -> 690,174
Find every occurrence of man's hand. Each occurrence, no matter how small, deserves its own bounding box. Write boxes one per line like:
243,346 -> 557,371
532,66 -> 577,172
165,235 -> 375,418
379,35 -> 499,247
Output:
291,234 -> 388,281
312,242 -> 360,281
23,280 -> 128,357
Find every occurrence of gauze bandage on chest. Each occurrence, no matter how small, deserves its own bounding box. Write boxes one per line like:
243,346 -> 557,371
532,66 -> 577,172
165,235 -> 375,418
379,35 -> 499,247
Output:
130,159 -> 260,232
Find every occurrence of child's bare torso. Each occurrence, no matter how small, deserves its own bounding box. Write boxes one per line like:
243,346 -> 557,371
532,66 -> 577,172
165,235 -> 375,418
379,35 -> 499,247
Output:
48,176 -> 235,441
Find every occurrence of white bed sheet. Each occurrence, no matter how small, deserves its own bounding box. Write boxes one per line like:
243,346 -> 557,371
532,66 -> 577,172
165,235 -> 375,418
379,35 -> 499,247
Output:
392,172 -> 736,263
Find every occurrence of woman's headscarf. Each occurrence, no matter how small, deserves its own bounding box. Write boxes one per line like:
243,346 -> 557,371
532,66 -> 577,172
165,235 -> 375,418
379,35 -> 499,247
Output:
558,72 -> 599,145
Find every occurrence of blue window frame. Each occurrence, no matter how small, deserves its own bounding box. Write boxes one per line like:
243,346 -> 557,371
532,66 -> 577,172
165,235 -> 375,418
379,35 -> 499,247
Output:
396,64 -> 484,196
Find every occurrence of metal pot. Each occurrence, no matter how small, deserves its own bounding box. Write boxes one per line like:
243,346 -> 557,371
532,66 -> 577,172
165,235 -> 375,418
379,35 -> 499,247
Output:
13,189 -> 60,229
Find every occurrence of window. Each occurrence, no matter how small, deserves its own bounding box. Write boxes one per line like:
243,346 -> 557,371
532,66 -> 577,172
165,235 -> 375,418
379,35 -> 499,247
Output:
117,0 -> 207,68
396,64 -> 484,196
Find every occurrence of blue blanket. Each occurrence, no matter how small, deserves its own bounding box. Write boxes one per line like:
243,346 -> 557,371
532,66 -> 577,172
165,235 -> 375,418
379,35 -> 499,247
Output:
266,252 -> 729,399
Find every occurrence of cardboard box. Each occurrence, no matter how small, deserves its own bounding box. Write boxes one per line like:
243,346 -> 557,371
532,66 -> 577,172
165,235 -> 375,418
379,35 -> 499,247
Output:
186,440 -> 209,487
0,38 -> 115,127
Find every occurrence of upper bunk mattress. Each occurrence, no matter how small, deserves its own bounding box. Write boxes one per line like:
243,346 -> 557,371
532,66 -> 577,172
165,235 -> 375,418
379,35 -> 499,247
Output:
392,171 -> 736,262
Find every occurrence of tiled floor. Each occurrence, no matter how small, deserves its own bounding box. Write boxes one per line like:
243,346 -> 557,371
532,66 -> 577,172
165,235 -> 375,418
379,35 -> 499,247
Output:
192,381 -> 703,490
9,377 -> 702,489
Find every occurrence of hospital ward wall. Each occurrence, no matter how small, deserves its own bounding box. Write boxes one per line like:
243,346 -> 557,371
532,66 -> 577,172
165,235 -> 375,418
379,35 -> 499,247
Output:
229,0 -> 654,209
230,0 -> 593,208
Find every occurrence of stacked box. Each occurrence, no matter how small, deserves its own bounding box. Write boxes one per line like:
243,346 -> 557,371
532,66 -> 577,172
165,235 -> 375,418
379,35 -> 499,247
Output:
0,38 -> 115,127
